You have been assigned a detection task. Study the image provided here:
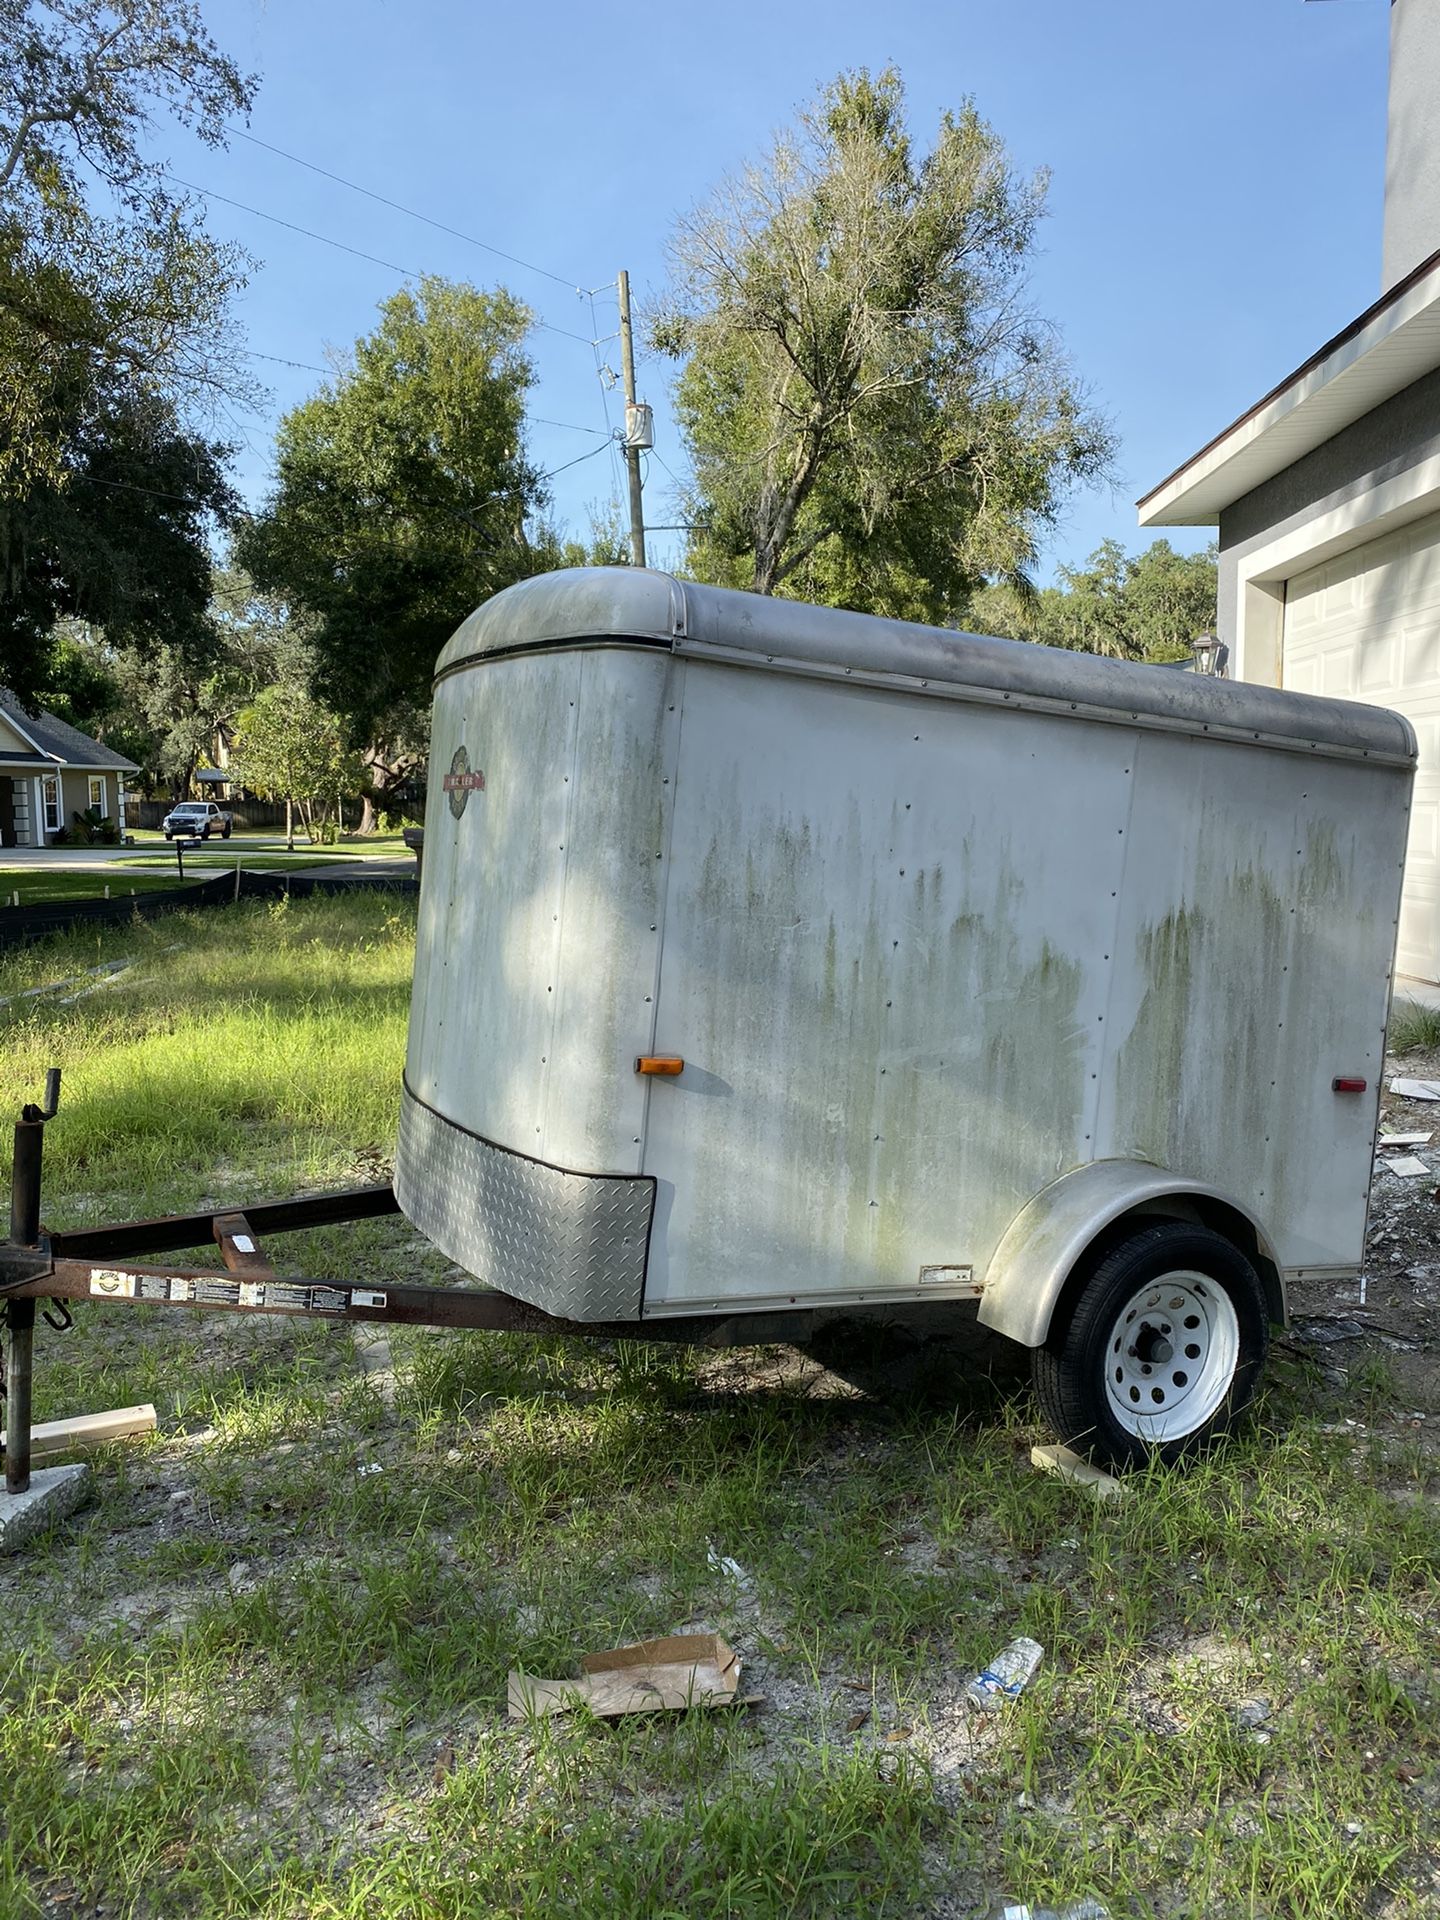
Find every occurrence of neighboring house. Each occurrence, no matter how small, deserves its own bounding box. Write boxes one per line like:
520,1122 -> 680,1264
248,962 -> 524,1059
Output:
1137,0 -> 1440,984
0,693 -> 139,848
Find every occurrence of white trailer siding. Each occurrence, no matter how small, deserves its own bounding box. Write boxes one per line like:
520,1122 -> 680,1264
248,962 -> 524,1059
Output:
638,664 -> 1404,1311
406,645 -> 681,1175
642,661 -> 1130,1311
398,569 -> 1414,1330
1094,728 -> 1403,1274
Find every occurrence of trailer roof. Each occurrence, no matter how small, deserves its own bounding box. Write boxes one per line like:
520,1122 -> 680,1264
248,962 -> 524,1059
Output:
436,568 -> 1416,768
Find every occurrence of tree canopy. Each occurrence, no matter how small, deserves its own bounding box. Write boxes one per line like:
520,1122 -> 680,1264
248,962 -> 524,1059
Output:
1,0 -> 256,703
967,538 -> 1218,662
231,680 -> 360,849
237,276 -> 555,741
653,67 -> 1115,621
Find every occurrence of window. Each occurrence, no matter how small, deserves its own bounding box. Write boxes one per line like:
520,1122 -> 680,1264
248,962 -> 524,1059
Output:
88,775 -> 104,811
41,775 -> 59,833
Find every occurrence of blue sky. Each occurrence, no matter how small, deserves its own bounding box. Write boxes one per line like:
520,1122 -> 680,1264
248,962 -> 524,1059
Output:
184,0 -> 1391,583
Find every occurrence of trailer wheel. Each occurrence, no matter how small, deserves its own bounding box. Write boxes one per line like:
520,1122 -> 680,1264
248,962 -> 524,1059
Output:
1032,1223 -> 1268,1470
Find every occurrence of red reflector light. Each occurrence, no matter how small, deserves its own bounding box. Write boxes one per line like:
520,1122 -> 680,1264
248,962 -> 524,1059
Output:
1332,1077 -> 1367,1094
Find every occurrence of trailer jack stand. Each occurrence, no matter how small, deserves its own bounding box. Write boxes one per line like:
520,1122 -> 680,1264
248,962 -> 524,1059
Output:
1,1069 -> 90,1550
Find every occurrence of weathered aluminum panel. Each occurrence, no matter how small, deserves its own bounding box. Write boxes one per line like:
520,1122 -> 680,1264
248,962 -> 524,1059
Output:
404,646 -> 679,1175
640,661 -> 1133,1311
434,568 -> 1416,767
980,1161 -> 1284,1346
401,572 -> 1413,1330
1091,729 -> 1407,1272
394,1083 -> 652,1320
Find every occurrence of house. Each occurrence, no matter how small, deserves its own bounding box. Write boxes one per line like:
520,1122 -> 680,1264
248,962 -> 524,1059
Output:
0,693 -> 139,847
1137,0 -> 1440,984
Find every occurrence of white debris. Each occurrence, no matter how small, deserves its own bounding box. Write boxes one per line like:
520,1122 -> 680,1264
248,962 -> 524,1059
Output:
1386,1156 -> 1431,1178
1389,1078 -> 1440,1101
966,1636 -> 1043,1711
706,1545 -> 751,1584
1379,1132 -> 1433,1147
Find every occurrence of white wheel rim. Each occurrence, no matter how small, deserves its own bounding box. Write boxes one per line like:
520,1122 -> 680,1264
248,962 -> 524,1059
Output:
1103,1270 -> 1240,1442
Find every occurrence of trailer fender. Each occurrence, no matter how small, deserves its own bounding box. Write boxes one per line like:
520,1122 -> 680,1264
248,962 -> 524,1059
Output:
977,1160 -> 1286,1348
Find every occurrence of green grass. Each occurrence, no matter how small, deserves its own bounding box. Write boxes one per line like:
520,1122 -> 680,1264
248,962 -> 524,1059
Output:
0,868 -> 192,906
0,898 -> 1436,1918
1389,996 -> 1440,1053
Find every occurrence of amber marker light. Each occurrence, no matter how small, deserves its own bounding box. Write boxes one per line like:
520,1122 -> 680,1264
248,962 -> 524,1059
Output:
636,1057 -> 684,1076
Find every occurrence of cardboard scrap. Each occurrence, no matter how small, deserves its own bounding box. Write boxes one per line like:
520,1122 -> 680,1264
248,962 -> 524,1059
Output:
1390,1078 -> 1440,1102
508,1633 -> 741,1720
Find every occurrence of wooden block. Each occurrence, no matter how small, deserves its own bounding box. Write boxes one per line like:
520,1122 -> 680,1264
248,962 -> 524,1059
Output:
1,1403 -> 156,1462
1031,1442 -> 1128,1501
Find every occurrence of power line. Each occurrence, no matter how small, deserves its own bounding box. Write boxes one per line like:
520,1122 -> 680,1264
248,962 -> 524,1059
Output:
68,473 -> 224,508
167,173 -> 597,344
242,356 -> 610,447
245,349 -> 331,375
532,416 -> 610,437
232,127 -> 586,293
589,288 -> 624,516
241,355 -> 617,453
169,172 -> 423,277
542,440 -> 616,482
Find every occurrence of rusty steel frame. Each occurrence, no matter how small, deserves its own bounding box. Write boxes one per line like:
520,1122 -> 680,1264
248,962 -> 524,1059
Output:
0,1069 -> 822,1500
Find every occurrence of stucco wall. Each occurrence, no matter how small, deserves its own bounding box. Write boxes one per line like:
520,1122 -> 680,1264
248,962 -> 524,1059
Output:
1385,0 -> 1440,292
1217,362 -> 1440,647
60,768 -> 115,828
30,768 -> 120,842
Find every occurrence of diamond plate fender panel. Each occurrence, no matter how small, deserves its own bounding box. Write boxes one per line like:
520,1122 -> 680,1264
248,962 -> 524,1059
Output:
394,1079 -> 654,1322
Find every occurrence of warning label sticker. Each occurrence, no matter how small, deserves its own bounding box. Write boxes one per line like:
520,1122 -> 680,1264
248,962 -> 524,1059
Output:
191,1278 -> 242,1306
263,1283 -> 310,1310
86,1270 -> 366,1316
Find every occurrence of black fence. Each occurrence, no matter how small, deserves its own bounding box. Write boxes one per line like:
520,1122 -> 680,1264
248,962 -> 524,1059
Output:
127,799 -> 329,832
0,869 -> 418,952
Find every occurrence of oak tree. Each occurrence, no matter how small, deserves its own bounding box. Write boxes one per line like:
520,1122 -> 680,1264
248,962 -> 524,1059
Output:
653,67 -> 1114,621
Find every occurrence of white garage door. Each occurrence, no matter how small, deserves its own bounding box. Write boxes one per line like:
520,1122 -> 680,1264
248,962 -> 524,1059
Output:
1283,511 -> 1440,982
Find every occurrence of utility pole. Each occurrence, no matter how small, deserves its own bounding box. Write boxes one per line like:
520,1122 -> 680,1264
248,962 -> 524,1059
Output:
616,270 -> 649,568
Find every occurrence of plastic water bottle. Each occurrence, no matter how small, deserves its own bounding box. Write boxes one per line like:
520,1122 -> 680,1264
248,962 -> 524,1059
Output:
966,1636 -> 1044,1711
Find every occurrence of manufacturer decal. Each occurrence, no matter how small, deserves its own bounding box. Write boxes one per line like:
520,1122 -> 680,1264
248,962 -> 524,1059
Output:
443,745 -> 486,818
90,1268 -> 137,1298
919,1264 -> 978,1292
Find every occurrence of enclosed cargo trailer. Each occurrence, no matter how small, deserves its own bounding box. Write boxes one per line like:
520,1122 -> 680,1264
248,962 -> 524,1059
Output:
396,568 -> 1415,1467
0,570 -> 1416,1483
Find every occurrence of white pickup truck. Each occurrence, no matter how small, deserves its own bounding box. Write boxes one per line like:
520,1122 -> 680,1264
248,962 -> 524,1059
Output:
161,801 -> 233,841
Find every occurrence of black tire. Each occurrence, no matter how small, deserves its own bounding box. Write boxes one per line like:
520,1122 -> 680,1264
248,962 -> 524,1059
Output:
1032,1222 -> 1269,1471
222,824 -> 231,838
